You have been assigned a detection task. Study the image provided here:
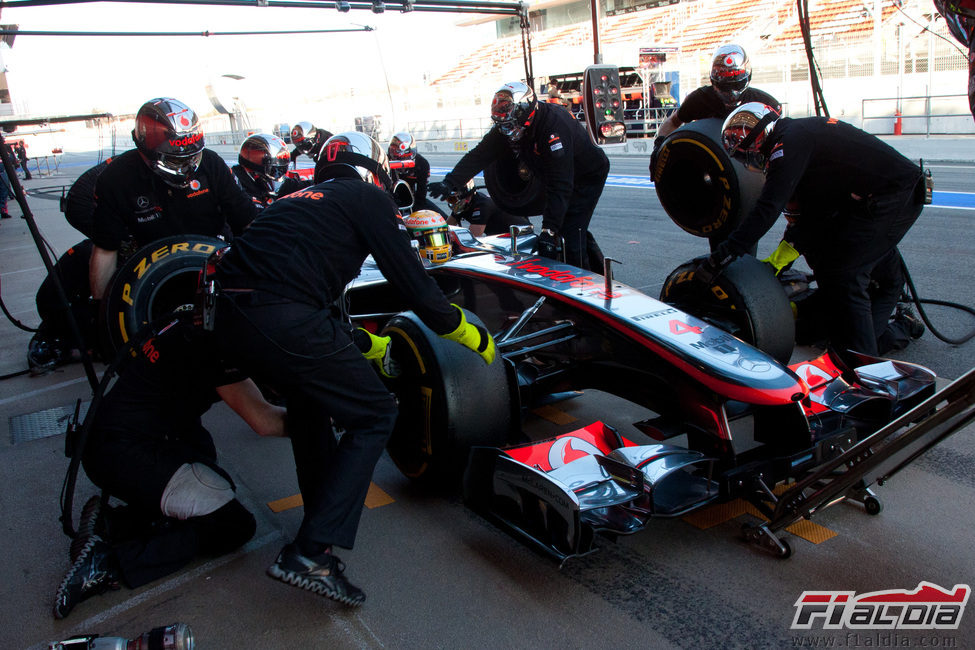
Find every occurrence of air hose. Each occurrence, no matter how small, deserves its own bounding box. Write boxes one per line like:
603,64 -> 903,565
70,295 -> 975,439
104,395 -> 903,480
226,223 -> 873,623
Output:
902,257 -> 975,345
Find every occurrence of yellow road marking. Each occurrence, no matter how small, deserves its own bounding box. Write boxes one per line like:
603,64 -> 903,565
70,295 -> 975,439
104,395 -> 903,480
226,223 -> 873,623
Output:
267,483 -> 394,513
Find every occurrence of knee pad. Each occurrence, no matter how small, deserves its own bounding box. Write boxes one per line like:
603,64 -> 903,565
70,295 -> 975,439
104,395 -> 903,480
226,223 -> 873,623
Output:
160,462 -> 235,520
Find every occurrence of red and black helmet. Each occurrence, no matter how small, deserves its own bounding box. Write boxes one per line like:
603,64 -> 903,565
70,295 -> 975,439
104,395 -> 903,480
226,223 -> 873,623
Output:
239,133 -> 291,181
132,97 -> 204,188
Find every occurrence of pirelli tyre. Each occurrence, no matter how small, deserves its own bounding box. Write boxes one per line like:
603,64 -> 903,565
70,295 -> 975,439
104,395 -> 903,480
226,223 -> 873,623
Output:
660,255 -> 795,365
381,309 -> 513,486
101,235 -> 228,356
652,117 -> 765,241
483,157 -> 545,217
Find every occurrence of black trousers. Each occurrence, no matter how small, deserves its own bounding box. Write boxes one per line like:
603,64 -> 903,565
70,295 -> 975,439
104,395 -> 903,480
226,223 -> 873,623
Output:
35,239 -> 95,350
83,427 -> 255,588
803,183 -> 924,359
216,291 -> 397,551
561,174 -> 608,271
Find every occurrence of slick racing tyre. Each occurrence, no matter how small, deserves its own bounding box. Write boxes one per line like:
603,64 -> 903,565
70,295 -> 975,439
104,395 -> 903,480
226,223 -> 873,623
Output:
652,118 -> 765,240
483,158 -> 545,217
101,235 -> 228,356
381,309 -> 513,486
660,255 -> 795,365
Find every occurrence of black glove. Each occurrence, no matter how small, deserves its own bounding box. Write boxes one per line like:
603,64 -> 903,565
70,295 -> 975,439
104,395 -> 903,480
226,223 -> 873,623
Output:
693,241 -> 736,286
534,228 -> 562,261
649,138 -> 664,183
428,179 -> 457,200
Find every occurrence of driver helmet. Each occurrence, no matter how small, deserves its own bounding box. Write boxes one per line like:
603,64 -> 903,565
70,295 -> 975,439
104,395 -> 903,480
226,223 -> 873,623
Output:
403,210 -> 451,264
491,81 -> 538,143
132,97 -> 204,188
710,44 -> 752,108
446,179 -> 476,216
720,101 -> 780,172
313,131 -> 393,191
388,132 -> 417,161
238,133 -> 291,181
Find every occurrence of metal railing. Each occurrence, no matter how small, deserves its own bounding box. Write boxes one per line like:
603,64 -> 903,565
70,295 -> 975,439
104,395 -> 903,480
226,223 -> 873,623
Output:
862,93 -> 973,136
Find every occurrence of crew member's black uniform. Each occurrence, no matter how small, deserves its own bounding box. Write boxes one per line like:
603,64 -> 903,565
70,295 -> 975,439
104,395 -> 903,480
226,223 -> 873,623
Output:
395,153 -> 433,208
215,178 -> 459,553
64,159 -> 110,238
444,102 -> 609,270
452,191 -> 530,235
721,116 -> 924,358
232,164 -> 276,211
82,314 -> 256,588
674,86 -> 780,124
91,148 -> 256,252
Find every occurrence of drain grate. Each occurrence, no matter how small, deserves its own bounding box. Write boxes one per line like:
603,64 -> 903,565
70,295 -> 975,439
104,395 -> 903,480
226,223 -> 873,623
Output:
9,401 -> 90,445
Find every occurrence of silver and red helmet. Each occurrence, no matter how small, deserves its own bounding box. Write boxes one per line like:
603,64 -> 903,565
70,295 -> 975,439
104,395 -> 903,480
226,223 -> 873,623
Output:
491,81 -> 538,143
710,44 -> 752,108
291,121 -> 330,157
238,133 -> 291,181
132,97 -> 204,188
388,132 -> 417,161
313,131 -> 393,191
720,101 -> 780,172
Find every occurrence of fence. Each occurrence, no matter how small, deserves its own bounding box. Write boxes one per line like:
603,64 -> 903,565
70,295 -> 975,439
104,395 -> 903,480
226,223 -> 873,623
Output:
862,93 -> 973,135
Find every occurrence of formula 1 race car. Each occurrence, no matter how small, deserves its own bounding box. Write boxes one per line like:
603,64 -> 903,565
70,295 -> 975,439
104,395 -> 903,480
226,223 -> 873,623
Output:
100,226 -> 975,561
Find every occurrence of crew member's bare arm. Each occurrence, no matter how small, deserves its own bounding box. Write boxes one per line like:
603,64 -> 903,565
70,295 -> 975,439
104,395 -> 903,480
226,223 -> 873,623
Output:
89,245 -> 118,300
218,378 -> 287,438
655,113 -> 682,140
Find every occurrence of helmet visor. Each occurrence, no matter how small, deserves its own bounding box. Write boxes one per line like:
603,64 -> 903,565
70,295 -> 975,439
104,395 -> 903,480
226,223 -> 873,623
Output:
156,150 -> 203,186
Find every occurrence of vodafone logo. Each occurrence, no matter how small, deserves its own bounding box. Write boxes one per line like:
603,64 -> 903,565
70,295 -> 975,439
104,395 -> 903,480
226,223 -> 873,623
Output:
189,179 -> 201,191
169,132 -> 203,148
179,115 -> 191,128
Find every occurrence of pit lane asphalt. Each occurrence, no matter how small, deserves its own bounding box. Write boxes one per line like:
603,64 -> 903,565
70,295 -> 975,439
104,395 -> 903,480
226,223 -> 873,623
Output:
1,145 -> 974,649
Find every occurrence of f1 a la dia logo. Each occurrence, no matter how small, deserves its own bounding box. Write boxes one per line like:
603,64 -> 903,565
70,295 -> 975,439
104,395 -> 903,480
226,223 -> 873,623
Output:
791,582 -> 969,630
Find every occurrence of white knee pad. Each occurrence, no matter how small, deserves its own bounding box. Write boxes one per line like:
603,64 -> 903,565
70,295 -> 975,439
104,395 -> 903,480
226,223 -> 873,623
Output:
160,462 -> 235,520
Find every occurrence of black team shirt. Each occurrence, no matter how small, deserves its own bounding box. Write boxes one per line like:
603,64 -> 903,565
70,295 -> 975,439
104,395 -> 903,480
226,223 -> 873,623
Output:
216,178 -> 460,334
91,148 -> 257,251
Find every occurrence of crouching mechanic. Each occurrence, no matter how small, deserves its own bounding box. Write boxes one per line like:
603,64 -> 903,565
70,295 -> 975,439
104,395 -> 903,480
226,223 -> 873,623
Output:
53,312 -> 287,619
212,131 -> 495,607
696,102 -> 926,362
429,81 -> 609,271
445,180 -> 531,237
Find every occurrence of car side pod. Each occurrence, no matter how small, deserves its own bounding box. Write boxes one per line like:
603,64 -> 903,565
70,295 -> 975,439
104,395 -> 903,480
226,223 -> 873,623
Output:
743,366 -> 975,559
463,421 -> 718,564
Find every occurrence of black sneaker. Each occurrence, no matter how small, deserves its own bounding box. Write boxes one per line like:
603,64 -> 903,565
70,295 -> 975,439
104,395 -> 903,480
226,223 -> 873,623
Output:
52,535 -> 121,619
266,544 -> 365,606
895,305 -> 925,340
70,496 -> 106,563
27,335 -> 65,375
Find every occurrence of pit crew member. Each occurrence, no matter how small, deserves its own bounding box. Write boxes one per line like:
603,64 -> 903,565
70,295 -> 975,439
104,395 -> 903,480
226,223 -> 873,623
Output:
430,81 -> 609,271
88,97 -> 257,301
444,179 -> 530,237
697,102 -> 926,361
232,133 -> 291,210
388,131 -> 441,214
52,312 -> 286,620
651,44 -> 780,180
212,131 -> 496,607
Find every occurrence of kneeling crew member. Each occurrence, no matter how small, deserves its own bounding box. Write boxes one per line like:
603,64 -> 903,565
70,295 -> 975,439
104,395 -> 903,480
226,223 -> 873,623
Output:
213,131 -> 495,607
697,103 -> 926,362
445,180 -> 530,237
232,133 -> 292,210
53,312 -> 286,619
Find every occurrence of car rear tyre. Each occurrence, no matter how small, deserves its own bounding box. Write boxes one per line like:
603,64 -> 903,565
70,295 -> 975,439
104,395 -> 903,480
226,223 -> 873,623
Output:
483,158 -> 545,217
